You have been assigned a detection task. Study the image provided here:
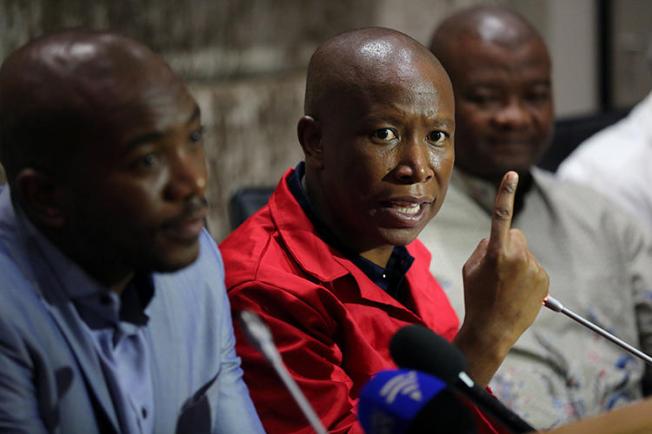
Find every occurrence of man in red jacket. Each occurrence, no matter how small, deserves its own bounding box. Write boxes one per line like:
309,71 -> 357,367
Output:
221,27 -> 549,433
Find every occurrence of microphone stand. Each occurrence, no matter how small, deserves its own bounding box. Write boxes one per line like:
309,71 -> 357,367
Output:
240,310 -> 329,434
544,295 -> 652,365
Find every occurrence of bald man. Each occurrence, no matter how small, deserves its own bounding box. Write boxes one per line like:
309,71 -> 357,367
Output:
0,31 -> 263,433
420,5 -> 652,429
221,27 -> 548,433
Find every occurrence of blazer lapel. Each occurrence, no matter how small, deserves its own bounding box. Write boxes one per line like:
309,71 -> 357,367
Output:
44,304 -> 120,433
21,237 -> 121,433
5,191 -> 120,433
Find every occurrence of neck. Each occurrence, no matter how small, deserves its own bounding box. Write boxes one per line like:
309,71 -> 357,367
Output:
459,167 -> 534,218
40,225 -> 135,295
359,246 -> 394,267
303,170 -> 393,267
109,273 -> 135,295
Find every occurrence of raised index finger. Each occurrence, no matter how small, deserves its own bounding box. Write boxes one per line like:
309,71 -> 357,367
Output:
488,171 -> 519,251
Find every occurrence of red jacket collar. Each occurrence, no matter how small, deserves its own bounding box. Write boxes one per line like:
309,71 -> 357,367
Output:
268,168 -> 351,283
268,168 -> 447,324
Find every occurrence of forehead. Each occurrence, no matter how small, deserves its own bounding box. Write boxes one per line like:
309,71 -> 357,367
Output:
113,79 -> 197,129
454,36 -> 550,83
357,39 -> 430,83
79,73 -> 199,163
341,57 -> 454,117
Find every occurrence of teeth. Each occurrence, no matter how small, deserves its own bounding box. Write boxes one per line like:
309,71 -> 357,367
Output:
394,203 -> 421,215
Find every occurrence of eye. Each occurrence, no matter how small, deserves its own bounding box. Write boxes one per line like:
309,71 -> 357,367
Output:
427,130 -> 448,146
190,126 -> 204,143
132,153 -> 160,171
372,128 -> 398,142
525,87 -> 551,105
467,89 -> 502,107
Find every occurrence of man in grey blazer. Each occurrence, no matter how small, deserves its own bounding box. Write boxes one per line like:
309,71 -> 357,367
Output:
0,30 -> 264,433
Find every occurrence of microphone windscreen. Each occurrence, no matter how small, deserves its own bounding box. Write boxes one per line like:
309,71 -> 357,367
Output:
358,369 -> 476,434
390,325 -> 467,383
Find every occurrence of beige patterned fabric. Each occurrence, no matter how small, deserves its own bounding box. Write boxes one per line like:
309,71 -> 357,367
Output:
420,167 -> 652,429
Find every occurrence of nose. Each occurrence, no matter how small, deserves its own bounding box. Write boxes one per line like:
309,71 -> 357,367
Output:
164,147 -> 207,201
393,139 -> 434,184
492,96 -> 530,129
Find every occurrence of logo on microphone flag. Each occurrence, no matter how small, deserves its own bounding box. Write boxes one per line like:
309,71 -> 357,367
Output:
358,369 -> 447,434
380,370 -> 422,403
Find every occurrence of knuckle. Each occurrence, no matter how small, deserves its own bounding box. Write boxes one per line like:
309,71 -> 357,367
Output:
494,207 -> 512,220
503,182 -> 516,194
510,228 -> 524,238
486,244 -> 503,261
511,229 -> 528,246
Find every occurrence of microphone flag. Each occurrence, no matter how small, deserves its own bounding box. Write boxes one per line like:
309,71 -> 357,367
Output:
358,369 -> 448,434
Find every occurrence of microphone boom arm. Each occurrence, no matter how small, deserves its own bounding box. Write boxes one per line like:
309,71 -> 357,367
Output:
544,296 -> 652,365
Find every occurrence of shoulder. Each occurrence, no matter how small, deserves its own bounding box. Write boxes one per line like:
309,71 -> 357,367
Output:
0,210 -> 47,323
222,213 -> 348,334
533,168 -> 615,210
558,113 -> 647,182
220,203 -> 293,289
533,169 -> 650,241
0,241 -> 69,369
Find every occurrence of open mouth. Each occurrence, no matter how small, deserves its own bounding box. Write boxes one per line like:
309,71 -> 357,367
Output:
395,202 -> 424,215
376,199 -> 433,228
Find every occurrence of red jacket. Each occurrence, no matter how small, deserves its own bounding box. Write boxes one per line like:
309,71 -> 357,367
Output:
222,168 -> 501,433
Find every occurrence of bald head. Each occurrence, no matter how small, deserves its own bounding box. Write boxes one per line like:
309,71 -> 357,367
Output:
427,6 -> 553,182
298,27 -> 455,261
0,30 -> 183,186
0,30 -> 207,283
304,27 -> 449,118
430,5 -> 545,72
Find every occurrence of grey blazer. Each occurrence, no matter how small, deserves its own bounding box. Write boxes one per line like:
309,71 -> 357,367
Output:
0,187 -> 264,434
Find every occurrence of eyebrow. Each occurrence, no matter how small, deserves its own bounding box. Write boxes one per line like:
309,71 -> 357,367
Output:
431,119 -> 454,130
125,104 -> 201,151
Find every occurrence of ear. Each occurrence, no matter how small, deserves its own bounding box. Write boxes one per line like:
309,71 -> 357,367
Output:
14,168 -> 66,228
297,115 -> 324,170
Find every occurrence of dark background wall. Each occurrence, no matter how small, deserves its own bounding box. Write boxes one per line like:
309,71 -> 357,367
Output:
2,0 -> 650,239
1,0 -> 487,239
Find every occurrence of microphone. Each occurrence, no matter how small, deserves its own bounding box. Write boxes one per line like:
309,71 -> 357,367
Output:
390,325 -> 535,433
239,310 -> 328,434
544,295 -> 652,364
358,369 -> 477,434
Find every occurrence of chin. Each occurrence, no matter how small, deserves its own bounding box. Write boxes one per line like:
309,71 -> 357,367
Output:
150,243 -> 201,273
377,226 -> 422,248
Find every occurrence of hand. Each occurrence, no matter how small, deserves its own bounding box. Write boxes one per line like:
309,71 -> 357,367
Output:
454,171 -> 549,386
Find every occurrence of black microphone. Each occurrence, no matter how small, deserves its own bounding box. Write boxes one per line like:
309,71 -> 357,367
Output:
358,368 -> 477,434
390,325 -> 536,434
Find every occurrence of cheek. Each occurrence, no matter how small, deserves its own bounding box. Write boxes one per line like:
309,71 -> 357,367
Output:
99,178 -> 165,223
533,107 -> 554,133
339,145 -> 390,190
455,112 -> 484,148
429,146 -> 454,171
